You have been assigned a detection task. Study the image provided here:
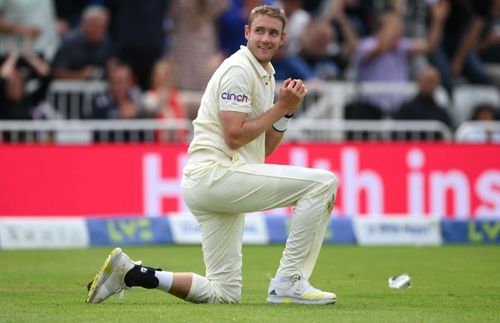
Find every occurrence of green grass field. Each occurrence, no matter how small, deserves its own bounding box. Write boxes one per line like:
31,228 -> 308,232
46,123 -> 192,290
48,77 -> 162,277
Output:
0,245 -> 499,323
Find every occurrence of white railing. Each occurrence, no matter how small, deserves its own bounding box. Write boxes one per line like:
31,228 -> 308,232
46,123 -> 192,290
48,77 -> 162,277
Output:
47,80 -> 108,119
46,80 -> 332,120
0,119 -> 453,143
287,119 -> 452,141
46,80 -> 451,121
7,80 -> 497,143
0,119 -> 193,143
455,121 -> 500,142
295,81 -> 450,120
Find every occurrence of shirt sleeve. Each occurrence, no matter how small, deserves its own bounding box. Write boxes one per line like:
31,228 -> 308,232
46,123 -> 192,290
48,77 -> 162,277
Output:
218,65 -> 252,114
354,38 -> 376,65
398,38 -> 412,55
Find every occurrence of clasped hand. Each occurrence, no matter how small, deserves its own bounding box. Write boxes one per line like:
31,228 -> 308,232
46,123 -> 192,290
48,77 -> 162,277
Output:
277,78 -> 307,116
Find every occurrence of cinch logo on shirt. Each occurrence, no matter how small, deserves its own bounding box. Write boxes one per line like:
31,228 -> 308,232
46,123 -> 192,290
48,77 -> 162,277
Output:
221,92 -> 249,103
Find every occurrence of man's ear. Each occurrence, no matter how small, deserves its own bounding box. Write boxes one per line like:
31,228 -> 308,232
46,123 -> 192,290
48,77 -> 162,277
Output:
244,24 -> 250,41
280,30 -> 287,47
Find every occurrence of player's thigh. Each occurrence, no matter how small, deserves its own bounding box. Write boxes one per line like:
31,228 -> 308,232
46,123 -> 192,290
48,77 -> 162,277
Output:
195,163 -> 336,214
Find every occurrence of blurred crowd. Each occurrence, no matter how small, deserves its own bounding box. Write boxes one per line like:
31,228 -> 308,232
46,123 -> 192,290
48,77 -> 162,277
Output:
1,0 -> 500,133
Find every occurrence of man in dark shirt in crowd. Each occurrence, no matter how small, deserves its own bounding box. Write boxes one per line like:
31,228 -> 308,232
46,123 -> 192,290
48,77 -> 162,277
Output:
394,66 -> 452,139
91,62 -> 141,119
52,5 -> 110,80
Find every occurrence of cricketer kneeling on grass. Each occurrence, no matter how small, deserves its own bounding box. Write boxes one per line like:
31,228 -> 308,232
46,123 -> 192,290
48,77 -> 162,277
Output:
86,5 -> 338,305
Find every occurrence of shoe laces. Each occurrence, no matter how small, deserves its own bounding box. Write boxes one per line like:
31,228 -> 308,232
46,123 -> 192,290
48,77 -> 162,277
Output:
289,273 -> 322,294
289,273 -> 307,292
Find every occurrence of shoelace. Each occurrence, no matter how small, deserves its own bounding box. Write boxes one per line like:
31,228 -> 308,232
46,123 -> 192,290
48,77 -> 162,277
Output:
289,273 -> 324,295
289,273 -> 306,292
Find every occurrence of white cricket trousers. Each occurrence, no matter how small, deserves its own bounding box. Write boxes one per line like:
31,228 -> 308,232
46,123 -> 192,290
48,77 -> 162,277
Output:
180,161 -> 338,304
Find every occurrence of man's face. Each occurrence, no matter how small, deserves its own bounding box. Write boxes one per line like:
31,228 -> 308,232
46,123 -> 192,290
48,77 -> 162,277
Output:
245,14 -> 285,67
82,14 -> 108,43
109,67 -> 132,98
418,67 -> 440,95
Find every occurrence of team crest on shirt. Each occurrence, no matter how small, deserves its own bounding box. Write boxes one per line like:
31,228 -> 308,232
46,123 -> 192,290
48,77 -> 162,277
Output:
221,92 -> 249,103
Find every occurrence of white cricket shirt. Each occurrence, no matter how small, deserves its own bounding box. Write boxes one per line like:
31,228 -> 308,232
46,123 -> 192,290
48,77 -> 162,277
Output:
186,45 -> 276,168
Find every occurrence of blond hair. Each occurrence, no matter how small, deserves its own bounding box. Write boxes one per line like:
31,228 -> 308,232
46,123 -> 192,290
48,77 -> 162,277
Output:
248,5 -> 287,31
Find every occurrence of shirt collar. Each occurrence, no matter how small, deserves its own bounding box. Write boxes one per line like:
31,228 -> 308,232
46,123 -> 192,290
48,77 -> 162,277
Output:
240,45 -> 275,78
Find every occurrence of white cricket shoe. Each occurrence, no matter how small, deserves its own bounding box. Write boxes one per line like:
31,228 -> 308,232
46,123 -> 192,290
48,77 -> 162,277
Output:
86,247 -> 140,304
266,274 -> 336,305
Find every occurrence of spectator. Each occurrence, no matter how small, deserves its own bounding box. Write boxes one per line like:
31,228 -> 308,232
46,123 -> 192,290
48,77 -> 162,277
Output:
461,103 -> 500,142
298,0 -> 358,80
429,0 -> 492,91
299,19 -> 339,80
276,0 -> 310,55
170,0 -> 229,91
0,39 -> 52,120
142,59 -> 187,141
266,0 -> 315,81
326,0 -> 360,73
470,103 -> 499,121
272,45 -> 316,81
54,0 -> 104,36
347,2 -> 448,118
142,59 -> 183,120
91,63 -> 141,119
0,0 -> 59,61
320,0 -> 406,38
394,66 -> 452,130
104,0 -> 168,90
52,6 -> 110,80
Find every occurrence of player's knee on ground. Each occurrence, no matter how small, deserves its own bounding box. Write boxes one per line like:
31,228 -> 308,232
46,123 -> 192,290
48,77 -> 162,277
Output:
212,282 -> 241,304
186,273 -> 241,304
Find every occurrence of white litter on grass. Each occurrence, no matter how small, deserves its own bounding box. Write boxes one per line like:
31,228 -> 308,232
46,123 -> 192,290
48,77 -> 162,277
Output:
388,274 -> 411,289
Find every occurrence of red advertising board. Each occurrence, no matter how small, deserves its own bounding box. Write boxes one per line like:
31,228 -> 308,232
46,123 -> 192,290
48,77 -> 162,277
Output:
0,143 -> 499,218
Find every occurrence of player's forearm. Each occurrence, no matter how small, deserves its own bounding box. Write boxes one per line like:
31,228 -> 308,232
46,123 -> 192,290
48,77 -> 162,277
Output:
221,103 -> 288,150
265,128 -> 284,157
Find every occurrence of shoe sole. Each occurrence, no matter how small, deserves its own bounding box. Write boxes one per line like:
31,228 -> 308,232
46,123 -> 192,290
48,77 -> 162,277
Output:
86,247 -> 123,304
266,295 -> 336,305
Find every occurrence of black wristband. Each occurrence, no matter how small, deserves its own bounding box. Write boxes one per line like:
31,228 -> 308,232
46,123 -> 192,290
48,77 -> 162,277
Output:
272,125 -> 287,132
